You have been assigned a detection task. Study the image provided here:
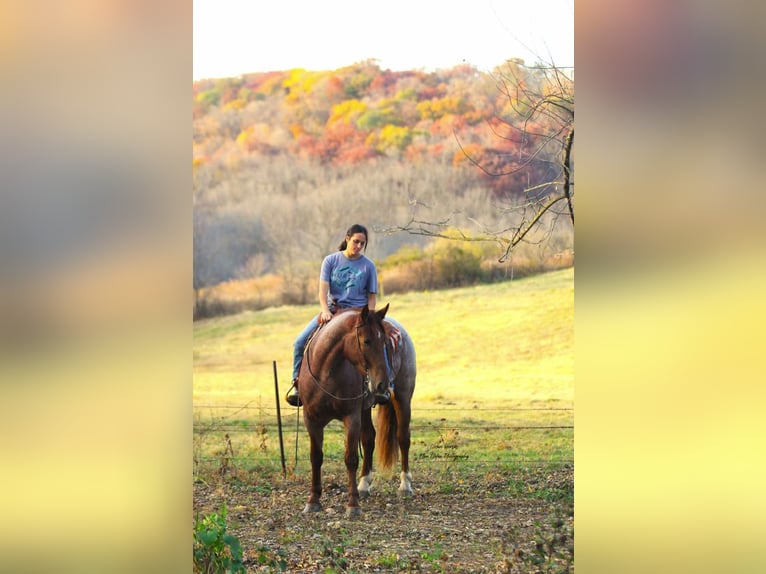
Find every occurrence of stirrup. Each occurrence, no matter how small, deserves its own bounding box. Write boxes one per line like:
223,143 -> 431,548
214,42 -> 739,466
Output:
285,380 -> 302,407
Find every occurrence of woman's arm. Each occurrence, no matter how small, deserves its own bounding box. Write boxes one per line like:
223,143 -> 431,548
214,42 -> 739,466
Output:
318,280 -> 332,323
367,292 -> 376,311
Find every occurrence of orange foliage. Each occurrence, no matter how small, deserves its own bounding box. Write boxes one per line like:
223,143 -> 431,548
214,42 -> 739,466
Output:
430,114 -> 467,136
288,123 -> 305,139
452,143 -> 483,167
325,75 -> 345,101
244,71 -> 287,97
192,60 -> 572,180
368,70 -> 400,97
306,123 -> 377,165
403,144 -> 427,163
430,143 -> 445,158
417,84 -> 443,100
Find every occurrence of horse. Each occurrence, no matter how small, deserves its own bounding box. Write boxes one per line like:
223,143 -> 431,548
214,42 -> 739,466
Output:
296,304 -> 416,517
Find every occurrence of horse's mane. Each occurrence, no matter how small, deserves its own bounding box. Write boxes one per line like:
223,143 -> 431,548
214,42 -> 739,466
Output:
310,308 -> 388,358
326,307 -> 382,332
322,308 -> 361,334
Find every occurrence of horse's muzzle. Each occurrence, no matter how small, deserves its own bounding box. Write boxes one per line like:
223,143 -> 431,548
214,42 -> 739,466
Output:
374,381 -> 390,403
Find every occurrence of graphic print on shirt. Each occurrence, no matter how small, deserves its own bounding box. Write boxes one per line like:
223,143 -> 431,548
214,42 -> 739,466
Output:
333,265 -> 364,290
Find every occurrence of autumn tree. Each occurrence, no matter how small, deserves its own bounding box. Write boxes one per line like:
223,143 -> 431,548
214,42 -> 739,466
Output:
191,60 -> 574,308
385,59 -> 574,263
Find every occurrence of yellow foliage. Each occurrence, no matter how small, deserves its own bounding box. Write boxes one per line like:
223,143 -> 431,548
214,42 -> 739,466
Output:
288,123 -> 304,139
416,96 -> 468,120
223,99 -> 245,111
370,124 -> 411,152
327,99 -> 367,125
235,124 -> 274,150
282,68 -> 307,89
282,68 -> 327,103
235,126 -> 253,147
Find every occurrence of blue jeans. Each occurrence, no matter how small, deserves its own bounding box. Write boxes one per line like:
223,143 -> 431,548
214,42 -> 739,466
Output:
292,315 -> 320,380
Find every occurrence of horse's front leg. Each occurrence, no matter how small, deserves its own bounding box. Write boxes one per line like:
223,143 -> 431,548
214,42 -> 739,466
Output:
303,421 -> 324,513
344,415 -> 362,517
357,408 -> 376,499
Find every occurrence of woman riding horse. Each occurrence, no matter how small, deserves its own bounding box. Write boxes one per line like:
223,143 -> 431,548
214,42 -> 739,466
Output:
286,224 -> 390,407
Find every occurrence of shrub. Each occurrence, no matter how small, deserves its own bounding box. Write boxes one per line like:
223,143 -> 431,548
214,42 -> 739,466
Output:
430,238 -> 486,287
194,230 -> 573,317
193,504 -> 245,574
380,260 -> 433,293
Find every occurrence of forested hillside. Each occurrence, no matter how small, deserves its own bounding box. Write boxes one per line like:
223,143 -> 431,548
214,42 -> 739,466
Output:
193,58 -> 573,316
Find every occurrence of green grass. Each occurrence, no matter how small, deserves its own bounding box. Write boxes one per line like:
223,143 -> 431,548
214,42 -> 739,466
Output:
193,268 -> 573,481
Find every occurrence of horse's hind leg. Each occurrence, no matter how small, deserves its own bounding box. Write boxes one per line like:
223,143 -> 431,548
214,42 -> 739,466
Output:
395,397 -> 413,497
303,422 -> 324,513
357,408 -> 376,499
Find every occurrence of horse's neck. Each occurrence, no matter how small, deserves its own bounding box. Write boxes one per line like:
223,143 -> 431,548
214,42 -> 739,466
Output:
311,316 -> 355,374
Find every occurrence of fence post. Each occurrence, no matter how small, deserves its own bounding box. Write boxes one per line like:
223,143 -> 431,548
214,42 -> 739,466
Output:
273,360 -> 287,478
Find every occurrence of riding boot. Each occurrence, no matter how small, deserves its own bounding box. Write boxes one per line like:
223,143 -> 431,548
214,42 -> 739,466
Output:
285,379 -> 302,407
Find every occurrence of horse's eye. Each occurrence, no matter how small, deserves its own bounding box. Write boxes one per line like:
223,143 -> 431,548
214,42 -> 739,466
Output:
363,338 -> 371,345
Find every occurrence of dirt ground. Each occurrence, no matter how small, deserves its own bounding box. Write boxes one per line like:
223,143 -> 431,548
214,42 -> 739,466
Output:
193,464 -> 573,573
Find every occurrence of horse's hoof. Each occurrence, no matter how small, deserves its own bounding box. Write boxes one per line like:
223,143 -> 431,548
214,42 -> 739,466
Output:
397,487 -> 413,498
345,506 -> 362,518
303,503 -> 322,513
358,474 -> 373,498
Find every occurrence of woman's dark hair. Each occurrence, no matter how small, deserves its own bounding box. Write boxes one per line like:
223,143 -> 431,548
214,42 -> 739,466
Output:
338,224 -> 369,251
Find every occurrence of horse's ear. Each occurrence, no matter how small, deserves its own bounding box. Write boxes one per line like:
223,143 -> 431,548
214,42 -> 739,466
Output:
360,306 -> 370,321
378,303 -> 389,320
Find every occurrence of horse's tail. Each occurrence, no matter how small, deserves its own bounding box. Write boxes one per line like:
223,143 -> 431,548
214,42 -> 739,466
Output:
375,402 -> 398,472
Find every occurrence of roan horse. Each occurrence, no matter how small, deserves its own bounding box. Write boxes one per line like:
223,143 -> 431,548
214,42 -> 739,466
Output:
296,304 -> 416,517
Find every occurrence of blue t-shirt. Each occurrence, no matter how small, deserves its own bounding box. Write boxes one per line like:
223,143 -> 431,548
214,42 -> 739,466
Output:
320,251 -> 378,309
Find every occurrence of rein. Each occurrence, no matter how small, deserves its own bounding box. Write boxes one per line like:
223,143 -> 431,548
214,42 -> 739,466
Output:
304,317 -> 371,402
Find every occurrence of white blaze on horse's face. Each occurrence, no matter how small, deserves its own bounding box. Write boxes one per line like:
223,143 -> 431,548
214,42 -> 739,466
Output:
358,318 -> 388,394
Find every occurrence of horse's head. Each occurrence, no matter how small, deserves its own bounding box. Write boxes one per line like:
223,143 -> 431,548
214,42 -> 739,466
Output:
355,304 -> 390,398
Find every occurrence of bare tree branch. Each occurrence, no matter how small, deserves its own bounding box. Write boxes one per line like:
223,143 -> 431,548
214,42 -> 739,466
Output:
500,194 -> 569,262
383,60 -> 573,263
562,128 -> 574,224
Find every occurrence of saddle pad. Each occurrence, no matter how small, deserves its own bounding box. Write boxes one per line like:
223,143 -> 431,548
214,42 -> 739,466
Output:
385,322 -> 402,355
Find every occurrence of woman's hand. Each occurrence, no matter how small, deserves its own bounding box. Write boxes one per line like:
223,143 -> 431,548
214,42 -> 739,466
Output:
318,310 -> 333,324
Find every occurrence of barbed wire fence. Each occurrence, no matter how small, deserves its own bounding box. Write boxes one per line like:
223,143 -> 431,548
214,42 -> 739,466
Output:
193,398 -> 573,481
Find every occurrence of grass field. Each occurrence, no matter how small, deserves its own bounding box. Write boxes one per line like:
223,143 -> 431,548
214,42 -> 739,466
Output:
193,267 -> 573,483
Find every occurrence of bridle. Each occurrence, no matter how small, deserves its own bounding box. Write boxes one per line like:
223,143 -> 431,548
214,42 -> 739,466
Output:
304,317 -> 380,402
